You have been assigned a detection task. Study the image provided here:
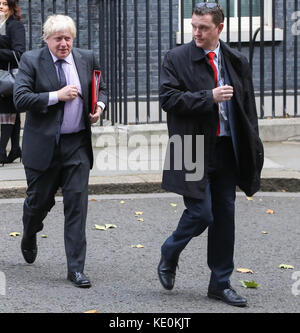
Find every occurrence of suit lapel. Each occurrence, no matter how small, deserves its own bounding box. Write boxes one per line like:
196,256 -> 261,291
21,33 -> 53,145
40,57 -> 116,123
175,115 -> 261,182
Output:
220,44 -> 241,169
72,48 -> 89,112
40,47 -> 59,90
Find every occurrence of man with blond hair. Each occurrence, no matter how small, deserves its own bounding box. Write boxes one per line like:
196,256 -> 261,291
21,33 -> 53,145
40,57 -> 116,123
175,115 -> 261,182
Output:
14,14 -> 107,288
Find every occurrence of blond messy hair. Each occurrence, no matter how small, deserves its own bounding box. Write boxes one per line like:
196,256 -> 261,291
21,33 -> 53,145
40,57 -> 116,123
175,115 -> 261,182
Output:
43,14 -> 76,40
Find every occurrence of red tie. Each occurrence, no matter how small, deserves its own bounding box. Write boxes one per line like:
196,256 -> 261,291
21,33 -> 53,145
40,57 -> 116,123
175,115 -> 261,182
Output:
207,52 -> 220,136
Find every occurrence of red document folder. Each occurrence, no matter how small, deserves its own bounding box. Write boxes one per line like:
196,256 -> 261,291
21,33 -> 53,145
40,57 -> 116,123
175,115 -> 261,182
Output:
91,70 -> 101,114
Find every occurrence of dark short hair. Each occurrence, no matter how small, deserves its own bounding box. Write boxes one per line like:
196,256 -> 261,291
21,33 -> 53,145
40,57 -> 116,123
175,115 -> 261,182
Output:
193,2 -> 225,26
7,0 -> 22,21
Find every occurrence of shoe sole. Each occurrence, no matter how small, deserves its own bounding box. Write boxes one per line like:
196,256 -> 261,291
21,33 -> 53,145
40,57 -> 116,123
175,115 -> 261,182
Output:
207,293 -> 247,307
67,277 -> 91,288
73,283 -> 91,288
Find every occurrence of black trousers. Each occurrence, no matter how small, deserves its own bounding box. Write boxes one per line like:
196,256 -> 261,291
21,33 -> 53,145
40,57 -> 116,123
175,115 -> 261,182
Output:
0,113 -> 21,154
22,130 -> 91,272
161,137 -> 237,290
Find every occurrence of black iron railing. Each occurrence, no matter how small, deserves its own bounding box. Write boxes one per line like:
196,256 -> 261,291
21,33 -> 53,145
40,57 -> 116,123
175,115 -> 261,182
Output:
20,0 -> 300,124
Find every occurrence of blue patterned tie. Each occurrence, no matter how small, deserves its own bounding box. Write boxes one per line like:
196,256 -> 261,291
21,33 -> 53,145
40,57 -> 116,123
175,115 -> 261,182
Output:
56,59 -> 67,88
55,59 -> 67,144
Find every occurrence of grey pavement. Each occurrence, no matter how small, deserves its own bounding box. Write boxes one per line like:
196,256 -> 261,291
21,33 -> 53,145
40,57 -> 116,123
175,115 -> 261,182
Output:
0,192 -> 299,314
0,139 -> 300,198
0,125 -> 299,315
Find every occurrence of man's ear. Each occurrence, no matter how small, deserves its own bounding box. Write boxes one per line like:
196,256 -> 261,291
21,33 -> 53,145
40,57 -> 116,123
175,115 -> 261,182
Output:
218,22 -> 224,34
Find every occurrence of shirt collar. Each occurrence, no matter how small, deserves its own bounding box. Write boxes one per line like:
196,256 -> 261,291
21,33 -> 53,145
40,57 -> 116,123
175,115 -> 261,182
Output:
49,49 -> 73,65
204,42 -> 220,60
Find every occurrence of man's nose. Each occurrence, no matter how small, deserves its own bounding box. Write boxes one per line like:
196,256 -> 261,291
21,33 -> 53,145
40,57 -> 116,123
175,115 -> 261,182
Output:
60,38 -> 67,46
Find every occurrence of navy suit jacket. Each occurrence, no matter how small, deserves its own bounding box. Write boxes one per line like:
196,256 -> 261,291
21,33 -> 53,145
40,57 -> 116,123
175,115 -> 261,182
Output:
221,53 -> 240,171
160,40 -> 264,198
13,46 -> 107,171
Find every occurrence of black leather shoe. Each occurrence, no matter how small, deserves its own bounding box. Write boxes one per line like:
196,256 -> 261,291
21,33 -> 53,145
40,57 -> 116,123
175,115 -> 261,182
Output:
67,272 -> 91,288
7,147 -> 22,163
207,286 -> 247,307
21,234 -> 37,264
0,152 -> 8,166
157,255 -> 178,290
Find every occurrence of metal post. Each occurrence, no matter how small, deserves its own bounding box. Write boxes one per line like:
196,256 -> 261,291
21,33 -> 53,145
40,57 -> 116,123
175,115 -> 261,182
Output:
283,0 -> 287,117
294,0 -> 298,117
260,0 -> 264,119
123,0 -> 128,125
272,0 -> 275,118
134,0 -> 139,123
157,0 -> 162,122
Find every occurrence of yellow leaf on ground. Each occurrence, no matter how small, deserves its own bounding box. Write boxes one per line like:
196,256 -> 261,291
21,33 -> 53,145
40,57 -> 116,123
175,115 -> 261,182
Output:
134,211 -> 143,215
170,203 -> 177,207
237,268 -> 254,274
9,232 -> 20,237
120,200 -> 125,204
94,224 -> 107,231
90,198 -> 97,202
246,196 -> 253,201
137,218 -> 144,222
84,309 -> 99,313
41,234 -> 48,238
278,264 -> 294,270
104,224 -> 117,229
131,244 -> 144,248
261,231 -> 268,234
266,209 -> 275,214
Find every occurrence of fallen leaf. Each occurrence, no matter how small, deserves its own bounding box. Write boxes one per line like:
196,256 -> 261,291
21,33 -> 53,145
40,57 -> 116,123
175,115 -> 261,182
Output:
237,268 -> 254,274
120,200 -> 125,204
94,224 -> 107,231
41,234 -> 48,238
246,196 -> 253,201
278,264 -> 294,270
240,280 -> 260,288
90,198 -> 97,202
84,309 -> 99,313
134,211 -> 143,215
137,218 -> 144,222
131,244 -> 144,248
266,209 -> 275,214
104,224 -> 117,229
261,231 -> 268,234
170,203 -> 177,207
94,224 -> 117,231
9,232 -> 20,237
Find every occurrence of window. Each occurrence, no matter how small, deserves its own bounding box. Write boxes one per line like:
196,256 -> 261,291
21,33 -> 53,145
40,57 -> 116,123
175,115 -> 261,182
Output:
183,0 -> 261,19
177,0 -> 283,44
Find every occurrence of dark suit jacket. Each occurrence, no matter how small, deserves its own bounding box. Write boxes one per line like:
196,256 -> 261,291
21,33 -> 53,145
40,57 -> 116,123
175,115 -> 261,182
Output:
0,15 -> 26,114
13,46 -> 107,171
159,40 -> 264,198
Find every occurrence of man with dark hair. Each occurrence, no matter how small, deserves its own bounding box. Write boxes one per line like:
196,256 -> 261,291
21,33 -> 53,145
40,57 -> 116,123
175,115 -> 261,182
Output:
158,2 -> 263,307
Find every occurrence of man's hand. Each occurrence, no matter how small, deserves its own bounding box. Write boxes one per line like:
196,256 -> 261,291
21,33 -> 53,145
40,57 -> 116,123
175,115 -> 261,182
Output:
58,85 -> 79,101
212,85 -> 234,103
89,106 -> 103,124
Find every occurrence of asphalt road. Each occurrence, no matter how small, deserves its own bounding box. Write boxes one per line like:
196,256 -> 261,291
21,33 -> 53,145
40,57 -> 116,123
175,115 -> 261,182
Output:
0,192 -> 299,315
